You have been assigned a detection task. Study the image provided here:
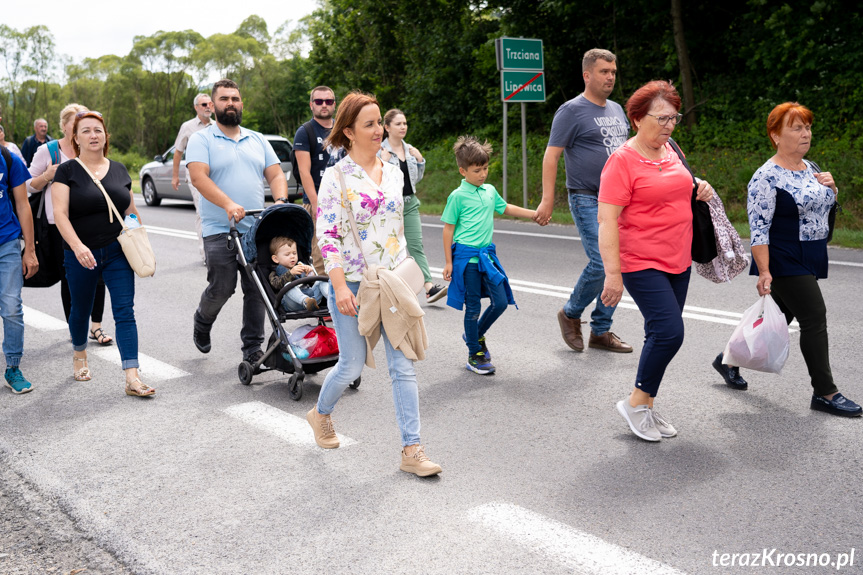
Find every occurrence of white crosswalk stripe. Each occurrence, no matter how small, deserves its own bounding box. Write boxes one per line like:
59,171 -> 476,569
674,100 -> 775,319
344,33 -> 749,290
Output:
223,401 -> 357,449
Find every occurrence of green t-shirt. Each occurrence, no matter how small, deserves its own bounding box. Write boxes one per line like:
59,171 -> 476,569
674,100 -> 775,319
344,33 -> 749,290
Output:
441,179 -> 508,263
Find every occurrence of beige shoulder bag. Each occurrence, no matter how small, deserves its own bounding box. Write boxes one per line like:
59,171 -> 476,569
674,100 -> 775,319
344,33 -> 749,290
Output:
336,167 -> 423,294
75,158 -> 156,278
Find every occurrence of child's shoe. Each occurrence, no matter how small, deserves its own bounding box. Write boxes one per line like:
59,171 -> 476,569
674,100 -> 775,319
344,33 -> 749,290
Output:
466,352 -> 495,375
5,367 -> 33,394
304,297 -> 320,311
462,333 -> 491,360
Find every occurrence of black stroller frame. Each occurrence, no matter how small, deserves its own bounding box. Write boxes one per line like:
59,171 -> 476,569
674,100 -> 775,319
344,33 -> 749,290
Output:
229,204 -> 360,400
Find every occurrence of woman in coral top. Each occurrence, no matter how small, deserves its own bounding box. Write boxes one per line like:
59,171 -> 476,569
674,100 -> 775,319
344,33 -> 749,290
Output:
598,80 -> 713,442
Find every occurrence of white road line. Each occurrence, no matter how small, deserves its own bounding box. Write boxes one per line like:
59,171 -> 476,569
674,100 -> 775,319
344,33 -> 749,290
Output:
467,502 -> 688,575
146,225 -> 198,240
23,305 -> 68,331
90,348 -> 190,381
223,401 -> 357,449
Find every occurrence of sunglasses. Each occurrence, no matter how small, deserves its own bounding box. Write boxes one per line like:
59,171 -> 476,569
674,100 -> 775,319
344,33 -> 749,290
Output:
313,99 -> 335,106
76,111 -> 103,119
198,102 -> 211,107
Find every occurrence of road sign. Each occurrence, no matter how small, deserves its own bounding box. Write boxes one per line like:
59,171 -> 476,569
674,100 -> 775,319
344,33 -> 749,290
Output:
500,70 -> 546,102
496,37 -> 544,71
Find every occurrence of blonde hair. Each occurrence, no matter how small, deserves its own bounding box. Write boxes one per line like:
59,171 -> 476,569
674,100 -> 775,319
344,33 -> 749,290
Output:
60,103 -> 88,133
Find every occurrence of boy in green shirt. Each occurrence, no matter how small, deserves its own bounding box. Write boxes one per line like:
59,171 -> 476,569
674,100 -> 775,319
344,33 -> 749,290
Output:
442,136 -> 537,375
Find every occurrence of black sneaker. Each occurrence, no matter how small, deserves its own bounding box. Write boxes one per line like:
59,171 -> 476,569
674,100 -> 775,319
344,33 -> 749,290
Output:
244,350 -> 264,366
194,326 -> 211,354
426,284 -> 448,303
466,352 -> 495,375
462,333 -> 491,360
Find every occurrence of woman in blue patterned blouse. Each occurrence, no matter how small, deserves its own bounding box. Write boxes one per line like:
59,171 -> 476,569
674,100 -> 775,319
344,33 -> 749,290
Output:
741,102 -> 860,417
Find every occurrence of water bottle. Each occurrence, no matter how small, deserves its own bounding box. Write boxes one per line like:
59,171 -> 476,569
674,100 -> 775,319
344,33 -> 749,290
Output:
124,213 -> 141,229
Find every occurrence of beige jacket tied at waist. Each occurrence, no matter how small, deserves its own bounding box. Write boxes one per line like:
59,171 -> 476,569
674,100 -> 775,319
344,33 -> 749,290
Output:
356,265 -> 428,368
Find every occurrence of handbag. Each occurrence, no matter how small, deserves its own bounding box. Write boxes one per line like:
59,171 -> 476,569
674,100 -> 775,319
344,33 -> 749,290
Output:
75,158 -> 156,278
336,167 -> 424,295
23,191 -> 65,287
668,139 -> 717,264
694,190 -> 750,283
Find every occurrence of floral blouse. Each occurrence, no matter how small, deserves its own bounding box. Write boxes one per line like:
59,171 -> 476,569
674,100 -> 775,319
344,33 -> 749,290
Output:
316,155 -> 407,283
748,160 -> 835,246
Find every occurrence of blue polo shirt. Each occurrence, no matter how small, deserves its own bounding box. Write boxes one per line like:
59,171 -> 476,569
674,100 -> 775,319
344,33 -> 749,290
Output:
0,152 -> 28,245
185,124 -> 279,236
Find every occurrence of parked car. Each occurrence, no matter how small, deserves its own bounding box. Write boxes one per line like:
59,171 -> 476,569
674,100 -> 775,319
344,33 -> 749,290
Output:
139,134 -> 302,206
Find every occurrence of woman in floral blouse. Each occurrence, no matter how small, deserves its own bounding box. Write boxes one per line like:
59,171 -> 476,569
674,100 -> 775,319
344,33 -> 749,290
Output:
305,91 -> 442,476
741,102 -> 861,417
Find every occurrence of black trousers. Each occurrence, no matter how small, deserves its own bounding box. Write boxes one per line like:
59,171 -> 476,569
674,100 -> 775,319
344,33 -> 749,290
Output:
771,274 -> 837,397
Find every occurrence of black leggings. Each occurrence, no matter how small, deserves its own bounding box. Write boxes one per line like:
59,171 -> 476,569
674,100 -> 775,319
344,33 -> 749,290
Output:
770,275 -> 837,397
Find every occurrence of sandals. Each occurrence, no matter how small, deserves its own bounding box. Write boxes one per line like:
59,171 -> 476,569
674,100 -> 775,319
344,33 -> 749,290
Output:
125,378 -> 155,397
89,327 -> 114,346
73,356 -> 91,381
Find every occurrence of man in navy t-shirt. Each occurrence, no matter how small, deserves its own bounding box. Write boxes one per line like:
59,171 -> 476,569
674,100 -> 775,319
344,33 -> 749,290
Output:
536,48 -> 633,355
294,85 -> 336,276
0,150 -> 39,393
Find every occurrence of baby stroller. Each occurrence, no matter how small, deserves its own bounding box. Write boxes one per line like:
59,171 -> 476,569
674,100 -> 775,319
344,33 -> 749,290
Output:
232,203 -> 360,400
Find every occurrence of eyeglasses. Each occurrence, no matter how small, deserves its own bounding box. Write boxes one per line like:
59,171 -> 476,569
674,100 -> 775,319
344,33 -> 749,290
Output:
313,99 -> 335,106
645,113 -> 683,126
76,111 -> 103,119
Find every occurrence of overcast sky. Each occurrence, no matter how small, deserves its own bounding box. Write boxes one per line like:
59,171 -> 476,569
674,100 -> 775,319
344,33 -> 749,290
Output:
8,0 -> 318,66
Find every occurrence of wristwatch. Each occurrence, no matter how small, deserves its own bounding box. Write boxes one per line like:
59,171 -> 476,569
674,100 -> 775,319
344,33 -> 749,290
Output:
274,197 -> 289,204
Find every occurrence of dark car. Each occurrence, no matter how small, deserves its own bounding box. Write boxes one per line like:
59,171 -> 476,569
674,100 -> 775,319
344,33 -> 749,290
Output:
139,134 -> 302,206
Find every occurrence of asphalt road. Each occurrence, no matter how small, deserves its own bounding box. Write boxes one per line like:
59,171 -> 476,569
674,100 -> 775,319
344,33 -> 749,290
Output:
1,200 -> 861,575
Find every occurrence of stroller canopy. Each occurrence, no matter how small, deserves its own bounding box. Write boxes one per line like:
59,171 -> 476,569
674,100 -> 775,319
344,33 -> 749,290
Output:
241,204 -> 316,265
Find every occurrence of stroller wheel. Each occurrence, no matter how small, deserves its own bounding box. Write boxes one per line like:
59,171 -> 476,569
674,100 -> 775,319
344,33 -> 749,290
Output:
349,376 -> 361,390
289,373 -> 304,401
238,361 -> 254,386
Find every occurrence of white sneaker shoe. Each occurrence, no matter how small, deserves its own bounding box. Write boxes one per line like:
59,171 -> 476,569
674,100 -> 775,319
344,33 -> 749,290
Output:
616,400 -> 661,441
650,408 -> 677,438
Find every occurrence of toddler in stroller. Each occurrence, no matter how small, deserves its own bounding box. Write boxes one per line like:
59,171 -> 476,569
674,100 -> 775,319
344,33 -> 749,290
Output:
268,235 -> 325,312
234,203 -> 360,400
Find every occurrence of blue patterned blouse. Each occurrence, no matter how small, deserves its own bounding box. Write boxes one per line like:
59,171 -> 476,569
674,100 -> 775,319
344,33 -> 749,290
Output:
747,159 -> 835,278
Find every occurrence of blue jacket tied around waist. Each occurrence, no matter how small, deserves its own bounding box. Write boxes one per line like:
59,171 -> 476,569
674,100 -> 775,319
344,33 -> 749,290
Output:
446,243 -> 517,311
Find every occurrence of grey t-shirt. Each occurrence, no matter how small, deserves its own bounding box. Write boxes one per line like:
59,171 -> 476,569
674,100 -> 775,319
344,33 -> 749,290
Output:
547,94 -> 630,192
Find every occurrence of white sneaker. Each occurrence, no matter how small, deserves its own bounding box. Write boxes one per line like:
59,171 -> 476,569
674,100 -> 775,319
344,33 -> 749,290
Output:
616,400 -> 661,441
650,408 -> 677,438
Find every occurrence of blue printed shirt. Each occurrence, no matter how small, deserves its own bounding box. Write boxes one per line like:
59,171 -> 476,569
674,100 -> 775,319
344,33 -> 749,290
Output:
0,152 -> 29,245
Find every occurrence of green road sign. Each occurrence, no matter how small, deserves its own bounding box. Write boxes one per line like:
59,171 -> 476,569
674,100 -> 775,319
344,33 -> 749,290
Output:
496,37 -> 544,71
501,70 -> 546,102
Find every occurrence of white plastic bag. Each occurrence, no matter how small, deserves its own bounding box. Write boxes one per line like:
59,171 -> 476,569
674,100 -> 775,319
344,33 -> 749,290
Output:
722,295 -> 790,373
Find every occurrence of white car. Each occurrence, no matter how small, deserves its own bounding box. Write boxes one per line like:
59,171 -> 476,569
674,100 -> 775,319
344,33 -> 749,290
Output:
139,134 -> 302,206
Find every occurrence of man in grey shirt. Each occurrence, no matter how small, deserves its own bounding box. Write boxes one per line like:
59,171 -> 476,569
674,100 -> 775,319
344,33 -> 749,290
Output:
172,93 -> 213,262
535,48 -> 633,354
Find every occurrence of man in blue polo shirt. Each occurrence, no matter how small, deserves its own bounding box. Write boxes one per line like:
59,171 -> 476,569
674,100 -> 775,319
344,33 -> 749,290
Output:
0,148 -> 39,393
186,79 -> 290,364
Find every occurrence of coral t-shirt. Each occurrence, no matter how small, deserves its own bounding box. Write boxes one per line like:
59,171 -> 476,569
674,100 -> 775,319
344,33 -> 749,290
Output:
599,140 -> 693,274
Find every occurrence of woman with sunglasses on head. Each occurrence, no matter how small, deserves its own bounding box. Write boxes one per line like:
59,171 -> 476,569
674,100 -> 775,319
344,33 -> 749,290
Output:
598,80 -> 714,441
378,109 -> 447,303
27,104 -> 114,347
51,111 -> 154,397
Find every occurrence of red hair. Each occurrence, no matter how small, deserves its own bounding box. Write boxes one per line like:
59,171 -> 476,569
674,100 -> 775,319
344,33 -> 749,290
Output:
766,102 -> 813,149
625,81 -> 682,129
72,112 -> 110,156
325,91 -> 379,151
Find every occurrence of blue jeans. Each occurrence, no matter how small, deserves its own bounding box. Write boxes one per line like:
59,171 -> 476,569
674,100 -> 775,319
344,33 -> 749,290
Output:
622,267 -> 691,397
195,233 -> 265,357
64,242 -> 139,369
0,238 -> 25,367
316,281 -> 421,446
281,281 -> 324,312
563,193 -> 615,335
463,262 -> 508,355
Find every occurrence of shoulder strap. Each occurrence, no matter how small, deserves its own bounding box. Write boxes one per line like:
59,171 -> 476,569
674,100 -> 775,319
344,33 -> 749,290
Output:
803,158 -> 822,173
304,121 -> 316,150
667,138 -> 696,190
46,140 -> 61,165
336,167 -> 368,268
74,158 -> 126,228
1,146 -> 14,211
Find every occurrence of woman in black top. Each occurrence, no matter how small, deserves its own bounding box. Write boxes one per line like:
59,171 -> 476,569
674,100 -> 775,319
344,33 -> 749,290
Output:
52,111 -> 154,397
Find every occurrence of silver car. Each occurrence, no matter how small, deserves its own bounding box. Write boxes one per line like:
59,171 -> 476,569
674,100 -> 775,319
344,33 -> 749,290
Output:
139,134 -> 302,206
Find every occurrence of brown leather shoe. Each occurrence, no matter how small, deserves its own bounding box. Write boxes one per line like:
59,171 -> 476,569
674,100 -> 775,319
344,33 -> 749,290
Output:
588,331 -> 633,353
557,309 -> 585,352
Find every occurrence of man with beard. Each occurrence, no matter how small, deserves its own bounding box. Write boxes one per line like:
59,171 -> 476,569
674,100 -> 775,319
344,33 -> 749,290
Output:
294,86 -> 336,275
534,49 -> 633,354
186,79 -> 289,365
172,93 -> 212,263
20,118 -> 53,167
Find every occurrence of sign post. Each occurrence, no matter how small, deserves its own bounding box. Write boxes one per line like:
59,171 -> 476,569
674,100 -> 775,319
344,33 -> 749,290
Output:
495,37 -> 544,206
